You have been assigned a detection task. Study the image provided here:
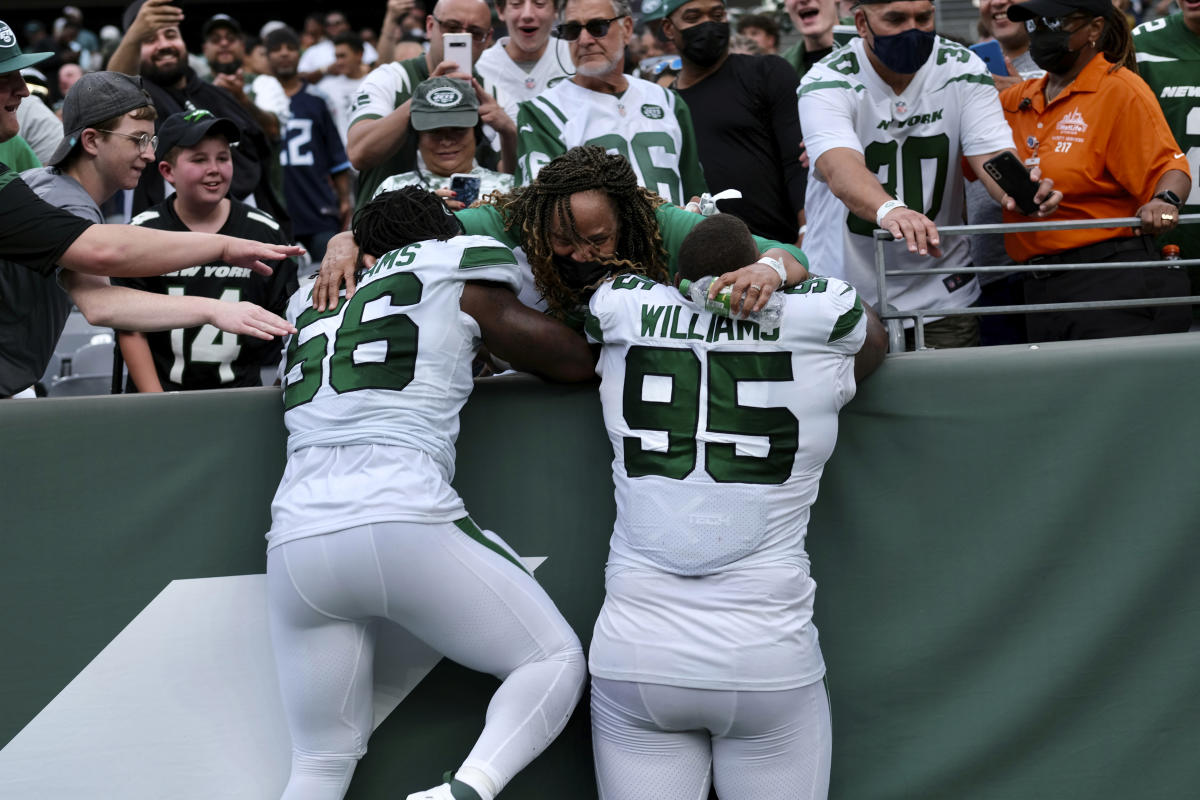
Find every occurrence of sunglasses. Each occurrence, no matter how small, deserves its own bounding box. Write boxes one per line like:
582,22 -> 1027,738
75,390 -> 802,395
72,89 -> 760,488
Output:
555,15 -> 627,42
1024,15 -> 1090,33
652,56 -> 683,75
432,15 -> 490,42
94,129 -> 159,153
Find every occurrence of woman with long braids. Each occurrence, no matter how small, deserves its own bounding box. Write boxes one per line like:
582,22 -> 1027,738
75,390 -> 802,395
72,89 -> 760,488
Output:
1000,0 -> 1191,341
313,146 -> 808,319
268,186 -> 597,800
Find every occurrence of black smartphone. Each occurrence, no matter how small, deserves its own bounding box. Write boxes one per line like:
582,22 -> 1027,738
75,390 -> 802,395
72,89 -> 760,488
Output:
983,151 -> 1040,215
450,173 -> 481,207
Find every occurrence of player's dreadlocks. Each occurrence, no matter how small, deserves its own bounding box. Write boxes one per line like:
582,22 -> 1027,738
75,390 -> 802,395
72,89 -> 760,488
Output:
353,185 -> 464,261
491,146 -> 671,318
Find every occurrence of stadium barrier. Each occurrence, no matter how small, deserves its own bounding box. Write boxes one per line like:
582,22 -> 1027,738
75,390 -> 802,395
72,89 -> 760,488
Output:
2,337 -> 1199,798
874,214 -> 1200,350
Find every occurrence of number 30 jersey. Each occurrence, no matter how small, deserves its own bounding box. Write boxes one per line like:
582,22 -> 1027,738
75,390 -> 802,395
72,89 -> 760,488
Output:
799,37 -> 1015,313
267,235 -> 520,548
585,274 -> 866,577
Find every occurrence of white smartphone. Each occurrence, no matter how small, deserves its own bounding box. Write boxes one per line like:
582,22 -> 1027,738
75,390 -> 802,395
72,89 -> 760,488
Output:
442,32 -> 473,70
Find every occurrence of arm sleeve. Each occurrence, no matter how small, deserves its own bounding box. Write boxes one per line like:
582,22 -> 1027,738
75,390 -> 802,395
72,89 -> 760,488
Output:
0,172 -> 94,276
515,98 -> 568,186
957,70 -> 1018,157
670,91 -> 708,200
796,68 -> 864,176
763,56 -> 806,215
348,66 -> 409,128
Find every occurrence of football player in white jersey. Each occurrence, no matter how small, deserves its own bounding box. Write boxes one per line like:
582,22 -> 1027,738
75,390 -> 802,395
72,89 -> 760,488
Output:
583,214 -> 887,800
476,0 -> 573,124
514,0 -> 708,205
798,0 -> 1061,347
267,186 -> 595,800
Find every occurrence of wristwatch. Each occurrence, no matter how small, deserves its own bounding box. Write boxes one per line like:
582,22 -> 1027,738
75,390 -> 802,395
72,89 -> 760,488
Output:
1153,190 -> 1183,210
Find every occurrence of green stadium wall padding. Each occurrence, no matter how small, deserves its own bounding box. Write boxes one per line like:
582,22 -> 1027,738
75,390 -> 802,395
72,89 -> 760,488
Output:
2,334 -> 1199,798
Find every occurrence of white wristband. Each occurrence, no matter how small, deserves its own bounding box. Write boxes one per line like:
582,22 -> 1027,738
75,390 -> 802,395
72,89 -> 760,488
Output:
756,255 -> 787,287
876,199 -> 907,228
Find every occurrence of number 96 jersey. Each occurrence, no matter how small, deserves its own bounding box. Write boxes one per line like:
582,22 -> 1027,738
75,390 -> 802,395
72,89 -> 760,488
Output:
584,274 -> 867,577
268,236 -> 520,547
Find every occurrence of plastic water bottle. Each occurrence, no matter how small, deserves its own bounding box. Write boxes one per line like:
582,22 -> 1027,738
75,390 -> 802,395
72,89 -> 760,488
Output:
683,189 -> 744,216
678,276 -> 785,334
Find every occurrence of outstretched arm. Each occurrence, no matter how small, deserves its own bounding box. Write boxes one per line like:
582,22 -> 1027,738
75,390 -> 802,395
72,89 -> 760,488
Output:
460,281 -> 596,383
65,272 -> 296,337
60,225 -> 303,278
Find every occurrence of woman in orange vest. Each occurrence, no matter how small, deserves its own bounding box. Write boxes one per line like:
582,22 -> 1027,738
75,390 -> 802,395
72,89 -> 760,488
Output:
999,0 -> 1191,341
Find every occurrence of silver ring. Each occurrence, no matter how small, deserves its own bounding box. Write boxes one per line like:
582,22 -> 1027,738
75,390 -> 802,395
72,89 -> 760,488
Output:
749,284 -> 763,291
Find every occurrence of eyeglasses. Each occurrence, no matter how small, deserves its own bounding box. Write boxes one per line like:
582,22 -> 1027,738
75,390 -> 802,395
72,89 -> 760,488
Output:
93,129 -> 159,152
652,56 -> 683,75
1024,15 -> 1089,33
555,15 -> 627,42
432,15 -> 490,42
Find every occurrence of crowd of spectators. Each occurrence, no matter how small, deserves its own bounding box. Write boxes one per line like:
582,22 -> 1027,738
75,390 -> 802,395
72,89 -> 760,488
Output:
1,0 -> 1198,398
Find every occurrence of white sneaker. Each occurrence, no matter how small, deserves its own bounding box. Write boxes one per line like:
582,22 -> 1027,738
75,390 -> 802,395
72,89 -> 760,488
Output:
406,784 -> 456,800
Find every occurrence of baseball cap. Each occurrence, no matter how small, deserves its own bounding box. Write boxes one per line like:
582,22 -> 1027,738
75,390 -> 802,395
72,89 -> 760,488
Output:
410,78 -> 479,131
202,14 -> 244,40
156,109 -> 240,159
640,0 -> 697,22
0,20 -> 55,74
48,71 -> 155,166
1007,0 -> 1108,20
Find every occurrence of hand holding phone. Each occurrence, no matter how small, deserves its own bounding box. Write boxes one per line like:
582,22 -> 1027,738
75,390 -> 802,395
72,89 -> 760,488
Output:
983,152 -> 1040,215
450,174 -> 481,207
442,32 -> 473,71
969,40 -> 1008,76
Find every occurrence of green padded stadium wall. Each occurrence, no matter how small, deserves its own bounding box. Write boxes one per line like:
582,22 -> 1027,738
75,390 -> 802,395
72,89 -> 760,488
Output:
1,334 -> 1199,798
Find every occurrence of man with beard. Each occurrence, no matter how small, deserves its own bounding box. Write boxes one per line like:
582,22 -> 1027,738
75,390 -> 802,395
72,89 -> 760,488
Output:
644,0 -> 804,245
200,13 -> 287,135
265,26 -> 351,262
797,0 -> 1061,349
106,0 -> 290,232
476,0 -> 572,124
514,0 -> 706,206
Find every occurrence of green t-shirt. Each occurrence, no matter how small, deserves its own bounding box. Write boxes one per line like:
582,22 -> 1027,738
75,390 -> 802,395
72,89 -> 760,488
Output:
1134,14 -> 1200,305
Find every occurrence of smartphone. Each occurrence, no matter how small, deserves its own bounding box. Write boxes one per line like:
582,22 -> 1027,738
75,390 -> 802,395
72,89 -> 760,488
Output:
983,152 -> 1040,215
450,173 -> 481,207
442,32 -> 473,71
969,40 -> 1008,76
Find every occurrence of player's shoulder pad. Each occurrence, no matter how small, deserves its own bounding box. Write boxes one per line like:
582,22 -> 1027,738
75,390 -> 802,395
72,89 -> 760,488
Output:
130,210 -> 161,226
781,276 -> 864,339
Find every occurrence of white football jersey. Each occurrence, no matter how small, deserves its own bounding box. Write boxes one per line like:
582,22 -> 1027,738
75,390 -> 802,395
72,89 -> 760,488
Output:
799,37 -> 1015,314
584,274 -> 865,690
477,37 -> 573,125
267,235 -> 521,548
515,76 -> 706,205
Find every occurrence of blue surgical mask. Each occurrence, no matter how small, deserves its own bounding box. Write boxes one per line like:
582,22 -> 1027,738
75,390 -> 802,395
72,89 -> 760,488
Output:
867,22 -> 936,75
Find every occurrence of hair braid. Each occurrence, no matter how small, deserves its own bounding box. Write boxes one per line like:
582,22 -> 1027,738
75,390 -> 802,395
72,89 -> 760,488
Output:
352,186 -> 463,261
491,146 -> 671,318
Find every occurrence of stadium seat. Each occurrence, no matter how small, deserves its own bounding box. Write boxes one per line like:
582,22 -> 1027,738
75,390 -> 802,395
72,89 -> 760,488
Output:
45,375 -> 113,397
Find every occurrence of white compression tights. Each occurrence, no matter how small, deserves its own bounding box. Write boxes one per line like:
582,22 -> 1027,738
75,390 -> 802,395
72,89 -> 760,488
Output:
267,520 -> 586,800
590,677 -> 832,800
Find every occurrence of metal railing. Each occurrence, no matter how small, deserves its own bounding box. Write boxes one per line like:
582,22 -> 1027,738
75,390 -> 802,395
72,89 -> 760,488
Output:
872,214 -> 1200,351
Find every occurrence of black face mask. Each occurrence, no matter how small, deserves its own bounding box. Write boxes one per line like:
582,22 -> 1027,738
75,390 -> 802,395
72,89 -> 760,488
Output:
679,21 -> 730,68
865,21 -> 936,75
552,253 -> 613,293
1028,28 -> 1084,74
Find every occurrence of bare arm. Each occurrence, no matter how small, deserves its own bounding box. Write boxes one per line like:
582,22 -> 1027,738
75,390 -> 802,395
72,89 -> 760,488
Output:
855,301 -> 888,384
376,0 -> 415,67
460,282 -> 596,383
117,332 -> 165,393
332,170 -> 353,230
64,271 -> 295,337
347,104 -> 413,170
107,0 -> 182,74
472,78 -> 517,174
963,149 -> 1061,217
1136,168 -> 1190,237
213,71 -> 281,141
60,225 -> 303,278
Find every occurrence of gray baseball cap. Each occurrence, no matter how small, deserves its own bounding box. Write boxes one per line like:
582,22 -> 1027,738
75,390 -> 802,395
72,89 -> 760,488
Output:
0,20 -> 55,74
48,71 -> 155,167
411,77 -> 479,132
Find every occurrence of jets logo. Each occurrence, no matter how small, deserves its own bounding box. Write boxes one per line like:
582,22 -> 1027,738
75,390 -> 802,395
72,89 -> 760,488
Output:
641,104 -> 664,120
427,87 -> 463,107
183,109 -> 215,122
0,23 -> 16,46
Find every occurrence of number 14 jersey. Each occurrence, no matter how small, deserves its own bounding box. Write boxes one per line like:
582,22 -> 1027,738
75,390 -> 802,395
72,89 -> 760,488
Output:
268,235 -> 521,548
